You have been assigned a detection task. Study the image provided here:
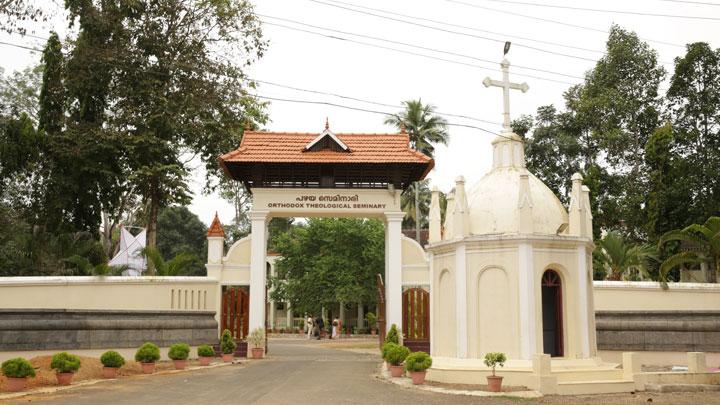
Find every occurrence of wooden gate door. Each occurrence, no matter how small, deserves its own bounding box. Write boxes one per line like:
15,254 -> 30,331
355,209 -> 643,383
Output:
376,274 -> 386,349
221,286 -> 249,357
402,288 -> 430,352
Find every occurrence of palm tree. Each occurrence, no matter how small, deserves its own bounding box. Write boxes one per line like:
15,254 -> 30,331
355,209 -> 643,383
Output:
596,231 -> 658,281
400,180 -> 431,230
659,216 -> 720,283
141,247 -> 198,276
385,100 -> 449,242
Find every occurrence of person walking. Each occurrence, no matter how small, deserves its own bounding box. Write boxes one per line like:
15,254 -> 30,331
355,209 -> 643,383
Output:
315,315 -> 324,340
306,315 -> 314,340
331,317 -> 339,339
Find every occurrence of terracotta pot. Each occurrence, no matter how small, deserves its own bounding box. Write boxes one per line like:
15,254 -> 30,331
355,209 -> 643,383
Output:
199,356 -> 212,366
486,375 -> 503,392
389,365 -> 404,377
409,370 -> 427,385
173,359 -> 187,370
251,347 -> 264,359
102,367 -> 119,379
141,362 -> 156,374
56,372 -> 74,386
222,353 -> 234,362
4,377 -> 27,392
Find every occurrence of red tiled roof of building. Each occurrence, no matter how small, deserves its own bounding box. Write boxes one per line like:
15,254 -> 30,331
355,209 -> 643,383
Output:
219,131 -> 433,168
207,212 -> 225,237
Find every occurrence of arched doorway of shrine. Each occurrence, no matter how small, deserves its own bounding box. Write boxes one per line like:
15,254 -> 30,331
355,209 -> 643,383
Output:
541,269 -> 564,357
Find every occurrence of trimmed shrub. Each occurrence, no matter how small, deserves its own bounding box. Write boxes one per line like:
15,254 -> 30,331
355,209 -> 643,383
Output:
247,328 -> 265,349
385,344 -> 410,366
50,353 -> 81,374
220,329 -> 237,354
384,324 -> 400,344
197,344 -> 215,357
100,351 -> 125,368
1,358 -> 36,378
381,342 -> 399,360
135,342 -> 161,363
168,343 -> 190,361
483,352 -> 507,376
405,351 -> 432,372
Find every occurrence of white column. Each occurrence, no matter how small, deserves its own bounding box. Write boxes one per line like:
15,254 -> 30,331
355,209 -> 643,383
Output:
518,242 -> 537,360
339,302 -> 345,326
269,300 -> 275,329
286,304 -> 293,329
249,210 -> 269,332
455,243 -> 468,358
428,252 -> 435,356
385,212 -> 404,332
577,245 -> 590,358
357,303 -> 364,329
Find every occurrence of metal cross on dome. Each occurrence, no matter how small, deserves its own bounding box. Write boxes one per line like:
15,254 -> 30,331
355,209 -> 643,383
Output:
482,43 -> 529,132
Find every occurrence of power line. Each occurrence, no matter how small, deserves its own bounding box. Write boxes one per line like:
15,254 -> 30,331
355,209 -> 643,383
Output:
253,94 -> 512,138
657,0 -> 720,5
260,14 -> 584,80
467,0 -> 720,20
446,0 -> 686,48
0,40 -> 41,52
250,78 -> 503,125
263,21 -> 577,85
307,0 -> 605,63
305,0 -> 607,56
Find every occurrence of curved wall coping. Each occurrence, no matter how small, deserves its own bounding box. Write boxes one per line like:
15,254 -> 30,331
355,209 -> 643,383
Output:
593,280 -> 720,291
0,276 -> 218,286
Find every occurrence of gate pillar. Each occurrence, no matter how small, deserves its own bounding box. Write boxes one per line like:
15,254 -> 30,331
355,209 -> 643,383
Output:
385,212 -> 404,334
249,210 -> 269,332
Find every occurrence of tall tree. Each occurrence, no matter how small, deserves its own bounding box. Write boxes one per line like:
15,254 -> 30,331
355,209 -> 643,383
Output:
385,99 -> 449,242
0,65 -> 42,120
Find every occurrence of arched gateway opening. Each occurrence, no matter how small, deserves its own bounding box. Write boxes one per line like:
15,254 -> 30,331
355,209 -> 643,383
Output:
217,124 -> 433,352
541,269 -> 564,357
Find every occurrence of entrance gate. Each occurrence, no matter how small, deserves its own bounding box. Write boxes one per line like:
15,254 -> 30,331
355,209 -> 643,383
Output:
402,288 -> 430,352
221,286 -> 249,357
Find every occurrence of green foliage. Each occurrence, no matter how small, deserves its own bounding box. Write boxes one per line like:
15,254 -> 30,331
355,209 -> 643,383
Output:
385,324 -> 400,345
100,351 -> 125,368
596,231 -> 659,281
381,342 -> 398,360
141,247 -> 200,276
659,217 -> 720,283
404,352 -> 432,372
483,352 -> 507,376
1,357 -> 36,378
134,343 -> 160,363
156,206 -> 207,276
168,343 -> 190,361
385,344 -> 411,366
220,329 -> 237,354
197,345 -> 215,358
271,218 -> 383,314
247,328 -> 265,349
365,312 -> 377,329
50,352 -> 81,373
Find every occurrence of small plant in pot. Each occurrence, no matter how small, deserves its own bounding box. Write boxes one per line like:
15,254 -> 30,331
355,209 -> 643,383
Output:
248,328 -> 265,359
483,352 -> 507,392
135,342 -> 161,374
404,351 -> 432,385
1,357 -> 35,392
384,343 -> 410,378
168,343 -> 190,370
220,329 -> 237,362
197,344 -> 215,366
100,351 -> 125,379
50,352 -> 81,386
384,324 -> 400,344
365,312 -> 378,335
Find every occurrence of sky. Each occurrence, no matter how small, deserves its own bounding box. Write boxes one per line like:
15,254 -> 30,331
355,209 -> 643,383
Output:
2,0 -> 719,225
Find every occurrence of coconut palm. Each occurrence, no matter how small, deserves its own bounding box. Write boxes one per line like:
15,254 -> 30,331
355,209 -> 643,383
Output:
659,216 -> 720,284
385,100 -> 449,242
596,231 -> 658,281
141,247 -> 198,276
400,180 -> 431,230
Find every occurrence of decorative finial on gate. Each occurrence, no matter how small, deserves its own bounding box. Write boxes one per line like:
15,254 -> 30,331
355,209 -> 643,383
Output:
325,117 -> 329,130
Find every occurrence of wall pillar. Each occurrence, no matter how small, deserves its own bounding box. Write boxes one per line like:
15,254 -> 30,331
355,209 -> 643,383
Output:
339,302 -> 345,327
385,212 -> 404,333
286,304 -> 293,329
249,210 -> 269,332
577,245 -> 591,358
519,242 -> 537,360
455,243 -> 468,358
357,303 -> 364,329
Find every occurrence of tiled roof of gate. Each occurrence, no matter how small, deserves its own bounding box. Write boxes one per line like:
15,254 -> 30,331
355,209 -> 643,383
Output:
219,131 -> 433,166
207,212 -> 225,237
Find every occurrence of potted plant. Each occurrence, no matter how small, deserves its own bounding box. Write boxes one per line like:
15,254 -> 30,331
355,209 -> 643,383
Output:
135,342 -> 161,374
405,351 -> 432,385
50,352 -> 81,386
100,351 -> 125,379
381,342 -> 395,370
220,329 -> 237,362
365,312 -> 378,335
248,328 -> 265,359
1,357 -> 35,392
384,343 -> 410,378
483,352 -> 507,392
168,343 -> 190,370
197,344 -> 215,366
384,324 -> 400,344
